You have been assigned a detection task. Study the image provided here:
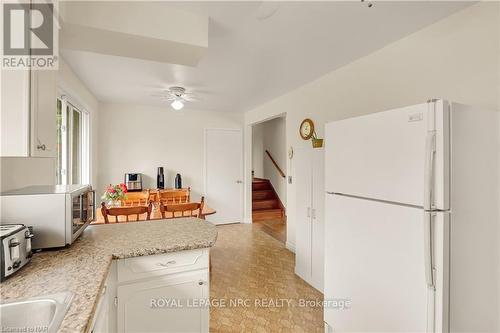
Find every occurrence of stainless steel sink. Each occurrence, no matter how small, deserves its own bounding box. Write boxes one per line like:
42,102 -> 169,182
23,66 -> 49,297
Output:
0,292 -> 73,333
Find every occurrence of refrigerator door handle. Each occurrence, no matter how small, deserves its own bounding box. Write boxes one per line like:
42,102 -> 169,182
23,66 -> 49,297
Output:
424,212 -> 435,289
424,131 -> 436,211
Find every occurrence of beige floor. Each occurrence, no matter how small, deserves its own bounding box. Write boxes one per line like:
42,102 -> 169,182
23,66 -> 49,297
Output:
253,218 -> 287,243
210,223 -> 324,332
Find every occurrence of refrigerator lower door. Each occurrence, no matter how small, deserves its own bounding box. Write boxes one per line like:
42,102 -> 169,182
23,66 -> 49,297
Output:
324,194 -> 429,332
430,211 -> 450,333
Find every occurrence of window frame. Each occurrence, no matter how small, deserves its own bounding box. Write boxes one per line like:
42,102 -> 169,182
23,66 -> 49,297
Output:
57,91 -> 90,185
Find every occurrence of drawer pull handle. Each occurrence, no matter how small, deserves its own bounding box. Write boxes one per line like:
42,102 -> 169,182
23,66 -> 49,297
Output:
157,260 -> 176,267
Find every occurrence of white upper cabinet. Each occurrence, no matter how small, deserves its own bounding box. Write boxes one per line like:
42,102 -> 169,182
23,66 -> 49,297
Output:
0,68 -> 57,158
30,70 -> 57,157
1,69 -> 30,156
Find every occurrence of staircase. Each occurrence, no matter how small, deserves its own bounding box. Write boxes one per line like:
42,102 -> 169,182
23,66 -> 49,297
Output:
252,178 -> 284,222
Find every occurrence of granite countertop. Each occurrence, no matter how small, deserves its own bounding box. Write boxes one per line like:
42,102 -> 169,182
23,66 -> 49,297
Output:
0,218 -> 218,333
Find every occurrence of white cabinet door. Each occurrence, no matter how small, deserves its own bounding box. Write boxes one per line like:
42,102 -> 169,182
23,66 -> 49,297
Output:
0,69 -> 30,156
117,270 -> 209,333
107,261 -> 118,333
91,293 -> 109,333
30,70 -> 56,157
295,148 -> 325,292
294,147 -> 312,283
90,261 -> 117,333
310,150 -> 324,292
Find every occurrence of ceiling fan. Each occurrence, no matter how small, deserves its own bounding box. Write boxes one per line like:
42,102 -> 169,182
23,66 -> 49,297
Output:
153,86 -> 197,111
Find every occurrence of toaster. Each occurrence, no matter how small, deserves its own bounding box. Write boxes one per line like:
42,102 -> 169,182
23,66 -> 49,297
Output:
0,224 -> 33,280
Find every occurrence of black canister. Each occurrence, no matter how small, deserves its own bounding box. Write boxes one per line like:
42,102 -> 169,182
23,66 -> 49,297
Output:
157,167 -> 165,189
175,173 -> 182,189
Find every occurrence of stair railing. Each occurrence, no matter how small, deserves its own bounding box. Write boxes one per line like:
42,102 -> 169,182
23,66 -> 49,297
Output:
265,150 -> 286,178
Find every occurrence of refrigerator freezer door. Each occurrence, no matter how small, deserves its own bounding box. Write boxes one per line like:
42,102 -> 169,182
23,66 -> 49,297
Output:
325,100 -> 449,209
324,194 -> 429,332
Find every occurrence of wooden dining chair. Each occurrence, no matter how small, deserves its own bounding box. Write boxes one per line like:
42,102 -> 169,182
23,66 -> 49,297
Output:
157,188 -> 191,205
121,189 -> 151,206
101,201 -> 153,223
160,196 -> 205,219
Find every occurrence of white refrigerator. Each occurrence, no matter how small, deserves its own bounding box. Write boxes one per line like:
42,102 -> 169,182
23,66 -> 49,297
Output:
324,100 -> 499,332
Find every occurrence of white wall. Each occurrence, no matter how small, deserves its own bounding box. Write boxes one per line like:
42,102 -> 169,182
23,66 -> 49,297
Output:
59,59 -> 100,188
97,103 -> 243,202
262,117 -> 287,207
243,2 -> 500,250
252,125 -> 264,178
0,157 -> 55,192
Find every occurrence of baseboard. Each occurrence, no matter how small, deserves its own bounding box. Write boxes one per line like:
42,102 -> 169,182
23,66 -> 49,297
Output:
243,216 -> 253,224
285,241 -> 295,253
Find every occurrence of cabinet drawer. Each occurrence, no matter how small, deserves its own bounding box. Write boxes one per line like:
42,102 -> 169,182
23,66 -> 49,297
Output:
117,270 -> 209,333
117,249 -> 209,283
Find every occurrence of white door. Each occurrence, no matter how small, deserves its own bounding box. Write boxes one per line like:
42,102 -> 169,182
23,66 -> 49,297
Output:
294,148 -> 312,283
310,149 -> 324,292
324,194 -> 428,332
117,271 -> 209,333
205,128 -> 243,224
325,100 -> 449,208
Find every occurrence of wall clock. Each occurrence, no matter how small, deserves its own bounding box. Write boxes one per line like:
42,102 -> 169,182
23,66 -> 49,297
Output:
299,118 -> 315,140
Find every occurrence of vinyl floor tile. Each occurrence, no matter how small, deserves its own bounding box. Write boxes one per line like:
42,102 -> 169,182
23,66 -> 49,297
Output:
210,224 -> 323,332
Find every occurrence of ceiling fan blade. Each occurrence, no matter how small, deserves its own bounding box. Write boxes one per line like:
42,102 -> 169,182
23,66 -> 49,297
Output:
182,94 -> 199,102
152,94 -> 175,101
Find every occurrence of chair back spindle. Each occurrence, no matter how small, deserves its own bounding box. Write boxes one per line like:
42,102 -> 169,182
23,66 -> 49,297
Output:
159,196 -> 204,219
101,201 -> 153,223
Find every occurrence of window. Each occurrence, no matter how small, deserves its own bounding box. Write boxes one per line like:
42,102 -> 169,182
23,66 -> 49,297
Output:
56,95 -> 90,185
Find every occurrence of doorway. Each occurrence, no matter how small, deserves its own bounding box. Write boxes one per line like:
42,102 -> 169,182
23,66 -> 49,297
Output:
204,128 -> 243,224
251,116 -> 287,242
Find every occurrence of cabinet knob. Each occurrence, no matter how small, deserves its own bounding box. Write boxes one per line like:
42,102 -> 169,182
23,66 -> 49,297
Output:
37,143 -> 46,151
198,281 -> 204,285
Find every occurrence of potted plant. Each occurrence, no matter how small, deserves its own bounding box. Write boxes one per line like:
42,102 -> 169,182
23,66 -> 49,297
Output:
102,183 -> 128,207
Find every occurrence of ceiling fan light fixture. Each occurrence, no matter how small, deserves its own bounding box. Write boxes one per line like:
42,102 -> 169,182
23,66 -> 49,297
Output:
171,99 -> 184,111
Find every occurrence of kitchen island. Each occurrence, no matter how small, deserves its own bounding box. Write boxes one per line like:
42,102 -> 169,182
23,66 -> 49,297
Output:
0,218 -> 217,333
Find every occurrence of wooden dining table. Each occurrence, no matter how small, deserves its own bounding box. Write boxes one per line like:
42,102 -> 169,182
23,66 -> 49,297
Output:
93,203 -> 216,224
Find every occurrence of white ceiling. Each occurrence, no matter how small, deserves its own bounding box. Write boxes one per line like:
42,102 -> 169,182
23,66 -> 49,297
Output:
61,1 -> 471,113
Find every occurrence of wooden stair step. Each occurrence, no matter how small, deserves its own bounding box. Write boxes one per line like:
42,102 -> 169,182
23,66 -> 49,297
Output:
252,199 -> 280,210
252,208 -> 283,221
252,181 -> 272,191
252,190 -> 276,200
